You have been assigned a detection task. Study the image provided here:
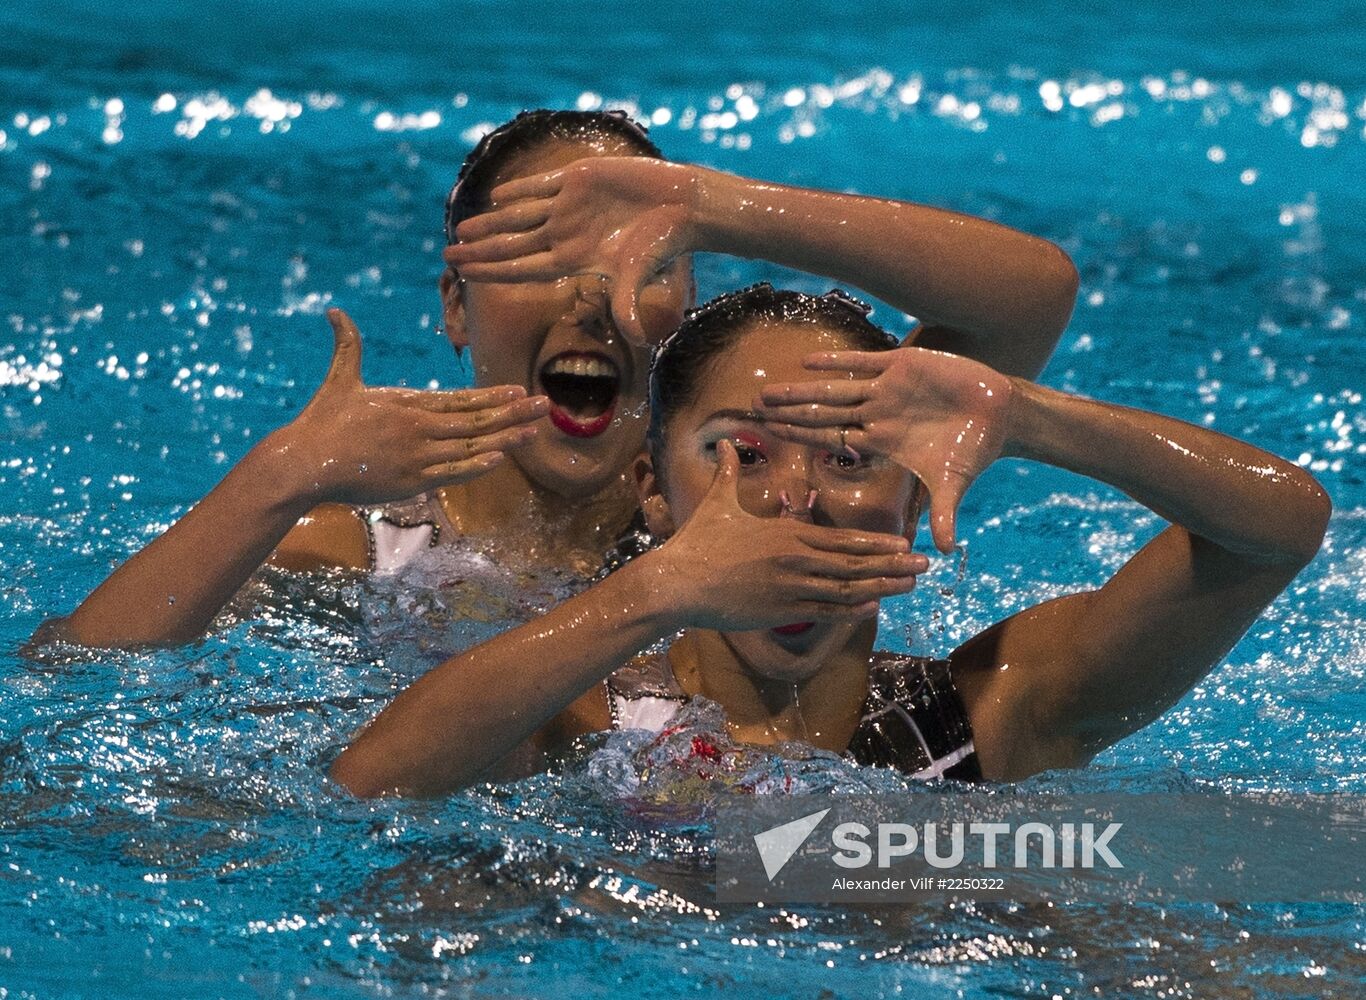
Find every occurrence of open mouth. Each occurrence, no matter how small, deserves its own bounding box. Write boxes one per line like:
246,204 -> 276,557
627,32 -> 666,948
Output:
772,622 -> 815,636
538,352 -> 620,438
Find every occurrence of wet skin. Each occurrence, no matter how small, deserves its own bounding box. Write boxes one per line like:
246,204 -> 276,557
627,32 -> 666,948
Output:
642,320 -> 918,692
442,138 -> 692,503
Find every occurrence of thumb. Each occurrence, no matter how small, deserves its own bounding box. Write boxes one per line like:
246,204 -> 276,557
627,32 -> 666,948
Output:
927,475 -> 967,555
702,438 -> 742,508
610,274 -> 648,346
325,308 -> 363,385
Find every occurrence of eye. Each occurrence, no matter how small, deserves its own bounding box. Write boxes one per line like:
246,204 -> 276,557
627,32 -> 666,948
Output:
705,437 -> 766,466
821,449 -> 875,473
734,442 -> 763,466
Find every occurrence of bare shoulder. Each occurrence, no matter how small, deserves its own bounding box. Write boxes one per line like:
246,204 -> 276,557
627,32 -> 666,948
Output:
269,502 -> 370,572
947,593 -> 1094,780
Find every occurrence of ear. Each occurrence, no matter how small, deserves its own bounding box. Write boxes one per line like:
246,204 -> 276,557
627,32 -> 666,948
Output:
439,268 -> 469,351
632,451 -> 677,539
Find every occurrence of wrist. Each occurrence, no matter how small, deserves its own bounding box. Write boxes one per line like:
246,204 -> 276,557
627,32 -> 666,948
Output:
617,546 -> 695,635
689,166 -> 758,257
247,429 -> 338,513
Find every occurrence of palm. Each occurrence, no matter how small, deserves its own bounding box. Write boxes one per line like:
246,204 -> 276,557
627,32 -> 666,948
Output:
755,346 -> 1012,553
446,157 -> 697,342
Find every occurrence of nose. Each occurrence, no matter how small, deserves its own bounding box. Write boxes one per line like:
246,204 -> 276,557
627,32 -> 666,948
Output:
765,454 -> 818,521
778,488 -> 819,522
570,273 -> 611,321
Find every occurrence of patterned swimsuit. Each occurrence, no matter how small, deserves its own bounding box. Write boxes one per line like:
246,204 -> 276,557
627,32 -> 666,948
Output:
605,652 -> 983,782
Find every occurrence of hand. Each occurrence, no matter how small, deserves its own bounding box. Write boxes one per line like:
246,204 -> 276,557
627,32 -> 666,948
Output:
271,309 -> 549,505
755,347 -> 1012,554
649,440 -> 927,631
443,157 -> 699,344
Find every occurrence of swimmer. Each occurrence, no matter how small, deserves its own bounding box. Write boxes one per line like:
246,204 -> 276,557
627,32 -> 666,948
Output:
36,109 -> 1077,648
331,284 -> 1330,795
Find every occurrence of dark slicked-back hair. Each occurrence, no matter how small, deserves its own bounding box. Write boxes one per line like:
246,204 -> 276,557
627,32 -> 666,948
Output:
646,283 -> 899,467
444,109 -> 662,244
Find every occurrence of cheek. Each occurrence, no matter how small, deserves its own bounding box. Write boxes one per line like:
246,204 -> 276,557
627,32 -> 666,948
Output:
463,287 -> 554,350
820,477 -> 914,534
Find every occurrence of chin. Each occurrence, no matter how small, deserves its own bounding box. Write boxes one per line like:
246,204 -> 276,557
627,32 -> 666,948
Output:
513,424 -> 642,500
726,622 -> 858,684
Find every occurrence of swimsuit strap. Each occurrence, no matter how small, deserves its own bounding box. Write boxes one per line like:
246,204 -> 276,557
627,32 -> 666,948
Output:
357,492 -> 452,574
604,652 -> 689,731
847,654 -> 982,782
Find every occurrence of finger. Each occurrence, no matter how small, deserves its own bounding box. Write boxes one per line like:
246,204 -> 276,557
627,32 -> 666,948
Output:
419,396 -> 550,438
766,422 -> 869,457
487,171 -> 565,206
754,402 -> 864,428
785,551 -> 929,580
787,599 -> 883,624
457,253 -> 563,284
453,199 -> 554,243
391,384 -> 530,412
421,451 -> 505,486
794,524 -> 910,555
703,438 -> 741,503
422,424 -> 539,465
757,380 -> 873,408
325,308 -> 363,385
444,228 -> 550,265
801,351 -> 894,375
799,574 -> 919,606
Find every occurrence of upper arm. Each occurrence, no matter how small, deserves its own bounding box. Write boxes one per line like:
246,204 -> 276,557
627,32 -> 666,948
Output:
908,323 -> 1058,381
478,684 -> 613,783
952,525 -> 1312,780
268,503 -> 371,572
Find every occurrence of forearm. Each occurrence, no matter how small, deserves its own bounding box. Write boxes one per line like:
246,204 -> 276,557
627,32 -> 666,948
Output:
1004,380 -> 1331,563
331,552 -> 682,797
54,435 -> 321,647
691,168 -> 1078,376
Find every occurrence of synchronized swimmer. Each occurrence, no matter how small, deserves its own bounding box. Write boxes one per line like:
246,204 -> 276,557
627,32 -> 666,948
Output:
34,108 -> 1328,799
37,108 -> 1077,649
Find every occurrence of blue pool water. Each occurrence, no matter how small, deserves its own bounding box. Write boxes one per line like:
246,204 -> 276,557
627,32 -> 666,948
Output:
3,1 -> 1364,996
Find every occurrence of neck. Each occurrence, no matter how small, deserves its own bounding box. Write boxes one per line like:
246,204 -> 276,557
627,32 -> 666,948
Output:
435,458 -> 640,575
669,623 -> 877,751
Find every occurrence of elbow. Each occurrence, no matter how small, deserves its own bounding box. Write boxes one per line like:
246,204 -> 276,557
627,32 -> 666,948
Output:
1285,477 -> 1333,566
329,748 -> 396,800
1045,242 -> 1081,329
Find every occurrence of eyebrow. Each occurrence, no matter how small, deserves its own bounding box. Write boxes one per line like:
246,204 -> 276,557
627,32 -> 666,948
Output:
699,409 -> 764,425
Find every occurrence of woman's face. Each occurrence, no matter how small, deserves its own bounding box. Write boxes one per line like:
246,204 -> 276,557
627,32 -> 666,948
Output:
442,137 -> 691,500
650,321 -> 919,682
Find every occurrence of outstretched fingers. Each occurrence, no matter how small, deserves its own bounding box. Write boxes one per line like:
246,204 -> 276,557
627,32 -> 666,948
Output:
798,573 -> 920,606
785,551 -> 929,580
453,199 -> 554,243
793,522 -> 910,555
487,171 -> 565,206
758,379 -> 872,408
418,396 -> 550,439
766,421 -> 869,457
421,451 -> 506,484
421,424 -> 539,469
455,252 -> 561,283
800,351 -> 894,375
393,384 -> 530,412
444,227 -> 550,265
